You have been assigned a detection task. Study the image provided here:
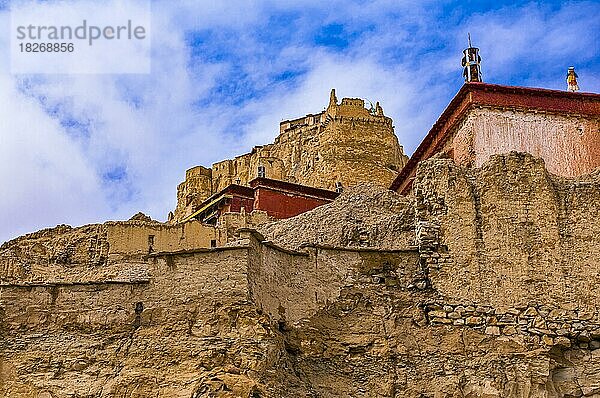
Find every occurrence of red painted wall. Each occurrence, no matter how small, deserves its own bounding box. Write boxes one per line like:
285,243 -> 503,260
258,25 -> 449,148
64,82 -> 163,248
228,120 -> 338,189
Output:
253,187 -> 332,219
229,196 -> 255,213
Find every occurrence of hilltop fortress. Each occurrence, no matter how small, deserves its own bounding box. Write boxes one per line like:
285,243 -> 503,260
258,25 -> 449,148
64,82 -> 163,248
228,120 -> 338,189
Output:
172,90 -> 408,222
0,82 -> 599,397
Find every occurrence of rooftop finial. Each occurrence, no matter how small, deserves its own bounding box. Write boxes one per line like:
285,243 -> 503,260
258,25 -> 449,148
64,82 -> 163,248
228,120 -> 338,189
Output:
566,66 -> 579,92
461,34 -> 483,83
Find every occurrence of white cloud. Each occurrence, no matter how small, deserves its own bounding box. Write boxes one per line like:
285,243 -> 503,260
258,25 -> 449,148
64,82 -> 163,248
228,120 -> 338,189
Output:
454,2 -> 600,89
0,72 -> 109,242
239,54 -> 439,158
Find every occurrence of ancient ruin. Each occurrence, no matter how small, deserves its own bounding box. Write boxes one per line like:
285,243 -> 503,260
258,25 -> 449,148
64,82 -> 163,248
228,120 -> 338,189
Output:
1,78 -> 599,397
2,151 -> 600,397
173,90 -> 408,222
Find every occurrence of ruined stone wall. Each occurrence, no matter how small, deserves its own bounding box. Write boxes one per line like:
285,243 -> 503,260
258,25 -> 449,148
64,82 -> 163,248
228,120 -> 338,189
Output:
0,248 -> 288,397
451,107 -> 600,176
219,210 -> 271,243
3,153 -> 600,397
173,92 -> 408,222
246,232 -> 419,324
0,216 -> 270,285
414,152 -> 600,344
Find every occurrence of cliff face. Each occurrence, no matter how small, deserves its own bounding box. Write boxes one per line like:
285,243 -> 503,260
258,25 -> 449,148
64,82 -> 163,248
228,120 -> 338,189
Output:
172,90 -> 408,222
1,153 -> 600,397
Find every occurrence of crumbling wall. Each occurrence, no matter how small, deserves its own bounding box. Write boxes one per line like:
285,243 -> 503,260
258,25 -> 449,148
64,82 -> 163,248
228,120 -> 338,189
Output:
0,224 -> 109,284
246,231 -> 419,323
0,248 -> 299,398
0,213 -> 276,286
174,165 -> 213,220
0,247 -> 249,334
211,153 -> 253,194
414,152 -> 600,343
3,152 -> 600,397
219,210 -> 272,242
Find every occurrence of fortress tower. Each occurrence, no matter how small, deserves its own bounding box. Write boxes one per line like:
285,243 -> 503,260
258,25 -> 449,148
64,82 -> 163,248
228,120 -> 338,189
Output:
172,89 -> 408,222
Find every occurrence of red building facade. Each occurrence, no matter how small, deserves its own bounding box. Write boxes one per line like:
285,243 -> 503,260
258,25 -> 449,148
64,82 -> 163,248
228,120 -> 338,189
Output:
183,177 -> 339,224
391,83 -> 600,195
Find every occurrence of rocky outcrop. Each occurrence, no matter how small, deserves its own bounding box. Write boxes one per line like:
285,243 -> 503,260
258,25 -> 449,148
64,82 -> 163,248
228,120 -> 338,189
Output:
0,224 -> 109,283
128,212 -> 155,222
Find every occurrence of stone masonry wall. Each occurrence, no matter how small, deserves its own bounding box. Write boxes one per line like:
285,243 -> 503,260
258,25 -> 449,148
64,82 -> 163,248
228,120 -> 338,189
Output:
414,152 -> 600,349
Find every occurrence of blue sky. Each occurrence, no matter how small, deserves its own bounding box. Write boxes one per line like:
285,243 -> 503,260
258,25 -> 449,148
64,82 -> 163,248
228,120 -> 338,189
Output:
0,0 -> 599,243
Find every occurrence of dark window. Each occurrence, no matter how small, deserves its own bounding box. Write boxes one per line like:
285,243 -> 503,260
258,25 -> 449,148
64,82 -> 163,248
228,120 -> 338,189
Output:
148,235 -> 155,253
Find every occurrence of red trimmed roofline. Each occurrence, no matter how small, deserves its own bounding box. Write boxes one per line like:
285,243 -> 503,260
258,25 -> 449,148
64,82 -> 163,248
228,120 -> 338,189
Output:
201,184 -> 254,205
249,177 -> 339,200
390,83 -> 600,193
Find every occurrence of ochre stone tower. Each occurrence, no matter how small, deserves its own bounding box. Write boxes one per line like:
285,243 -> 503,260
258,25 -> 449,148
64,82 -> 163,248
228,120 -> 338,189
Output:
172,89 -> 408,222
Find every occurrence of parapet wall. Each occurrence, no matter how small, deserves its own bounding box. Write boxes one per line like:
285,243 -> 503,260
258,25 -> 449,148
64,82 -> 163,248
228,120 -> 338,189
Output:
0,215 -> 266,284
0,246 -> 249,333
246,232 -> 419,323
0,229 -> 420,333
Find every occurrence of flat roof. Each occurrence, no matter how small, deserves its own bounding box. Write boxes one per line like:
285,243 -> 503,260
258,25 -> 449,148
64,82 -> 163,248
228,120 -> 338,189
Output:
183,178 -> 339,223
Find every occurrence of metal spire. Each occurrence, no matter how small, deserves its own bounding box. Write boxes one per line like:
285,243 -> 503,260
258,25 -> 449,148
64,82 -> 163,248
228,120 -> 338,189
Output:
462,34 -> 482,83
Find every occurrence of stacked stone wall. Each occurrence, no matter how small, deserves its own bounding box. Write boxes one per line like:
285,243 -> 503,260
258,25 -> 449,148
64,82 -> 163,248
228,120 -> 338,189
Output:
414,152 -> 600,348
